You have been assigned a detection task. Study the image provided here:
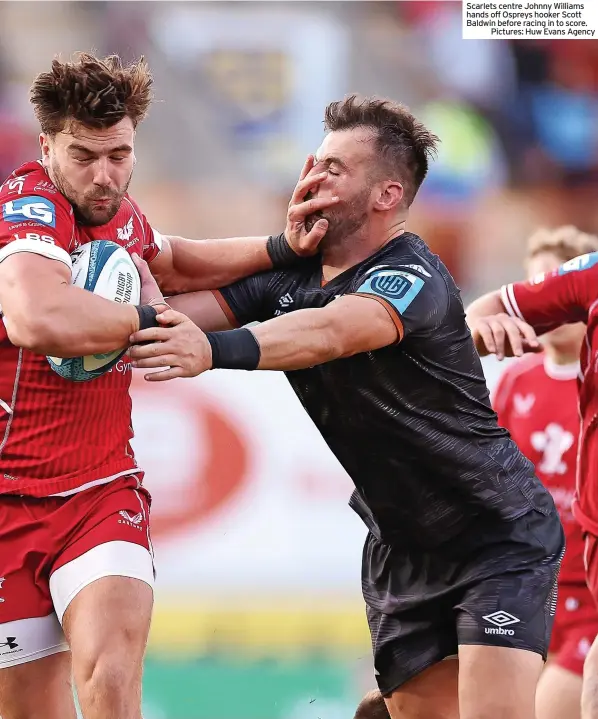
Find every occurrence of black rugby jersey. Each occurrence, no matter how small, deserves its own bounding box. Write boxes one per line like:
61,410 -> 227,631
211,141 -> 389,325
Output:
218,232 -> 554,548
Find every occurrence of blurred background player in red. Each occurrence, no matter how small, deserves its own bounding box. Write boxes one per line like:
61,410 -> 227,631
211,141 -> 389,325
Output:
492,226 -> 598,719
467,239 -> 598,719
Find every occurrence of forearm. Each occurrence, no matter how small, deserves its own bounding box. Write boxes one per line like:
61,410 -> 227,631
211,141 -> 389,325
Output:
251,309 -> 343,371
5,284 -> 139,357
465,290 -> 507,357
166,291 -> 233,332
465,290 -> 505,323
156,235 -> 272,295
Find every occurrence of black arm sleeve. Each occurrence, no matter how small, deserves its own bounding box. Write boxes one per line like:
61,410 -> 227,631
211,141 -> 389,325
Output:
217,270 -> 278,326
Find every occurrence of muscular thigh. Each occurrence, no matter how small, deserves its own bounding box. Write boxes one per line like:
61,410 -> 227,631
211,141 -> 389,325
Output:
459,644 -> 543,719
64,573 -> 153,675
455,510 -> 564,719
49,476 -> 154,624
384,658 -> 459,719
47,479 -> 155,679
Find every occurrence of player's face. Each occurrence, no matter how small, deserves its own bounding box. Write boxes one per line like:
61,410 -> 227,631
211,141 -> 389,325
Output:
304,129 -> 380,247
41,117 -> 135,226
527,251 -> 586,353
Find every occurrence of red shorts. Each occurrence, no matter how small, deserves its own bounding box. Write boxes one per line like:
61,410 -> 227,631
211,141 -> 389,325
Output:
550,579 -> 598,676
0,476 -> 154,667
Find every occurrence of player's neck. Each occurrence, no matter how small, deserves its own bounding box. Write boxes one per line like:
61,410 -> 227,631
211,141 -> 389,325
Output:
543,344 -> 580,366
321,221 -> 406,281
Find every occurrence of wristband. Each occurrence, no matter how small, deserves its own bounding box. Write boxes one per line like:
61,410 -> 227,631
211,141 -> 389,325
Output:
266,232 -> 300,269
135,305 -> 160,331
205,328 -> 261,370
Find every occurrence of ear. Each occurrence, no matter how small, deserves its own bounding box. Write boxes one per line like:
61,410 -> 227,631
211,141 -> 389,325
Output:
374,181 -> 404,212
39,134 -> 51,167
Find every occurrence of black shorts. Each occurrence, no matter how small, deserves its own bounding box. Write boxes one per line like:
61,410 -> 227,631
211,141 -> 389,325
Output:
363,508 -> 565,696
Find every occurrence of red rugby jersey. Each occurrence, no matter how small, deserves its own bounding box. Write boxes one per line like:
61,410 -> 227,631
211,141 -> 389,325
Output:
493,354 -> 583,584
501,252 -> 598,536
0,161 -> 161,497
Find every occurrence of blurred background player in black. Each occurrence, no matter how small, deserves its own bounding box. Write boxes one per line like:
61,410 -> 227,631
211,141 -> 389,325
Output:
129,95 -> 565,719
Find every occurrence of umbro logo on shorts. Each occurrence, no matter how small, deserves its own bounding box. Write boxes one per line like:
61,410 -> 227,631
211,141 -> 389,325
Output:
482,611 -> 520,636
118,511 -> 143,530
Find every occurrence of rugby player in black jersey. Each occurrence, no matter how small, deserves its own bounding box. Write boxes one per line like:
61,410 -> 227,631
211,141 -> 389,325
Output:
130,96 -> 564,719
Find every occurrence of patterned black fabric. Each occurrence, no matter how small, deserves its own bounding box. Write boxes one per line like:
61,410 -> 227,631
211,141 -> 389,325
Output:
220,232 -> 556,549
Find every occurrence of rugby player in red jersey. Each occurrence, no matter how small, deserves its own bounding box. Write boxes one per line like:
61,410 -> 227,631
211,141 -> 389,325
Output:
0,53 -> 332,719
467,231 -> 598,719
492,227 -> 598,719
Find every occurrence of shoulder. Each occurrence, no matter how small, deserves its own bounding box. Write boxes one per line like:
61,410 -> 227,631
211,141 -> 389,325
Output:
121,194 -> 144,219
1,161 -> 72,213
120,195 -> 147,233
0,162 -> 74,236
527,252 -> 598,289
118,195 -> 163,258
358,235 -> 441,280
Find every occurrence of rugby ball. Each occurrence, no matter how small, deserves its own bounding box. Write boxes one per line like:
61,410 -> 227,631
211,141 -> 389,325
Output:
47,240 -> 141,382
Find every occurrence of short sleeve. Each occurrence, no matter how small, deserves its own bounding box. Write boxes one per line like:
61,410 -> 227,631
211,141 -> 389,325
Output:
501,252 -> 598,333
0,193 -> 74,271
215,271 -> 277,327
350,265 -> 449,340
125,196 -> 162,263
143,225 -> 163,263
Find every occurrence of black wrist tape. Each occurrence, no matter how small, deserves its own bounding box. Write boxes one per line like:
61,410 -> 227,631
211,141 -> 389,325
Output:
267,232 -> 300,269
205,328 -> 261,370
136,305 -> 160,331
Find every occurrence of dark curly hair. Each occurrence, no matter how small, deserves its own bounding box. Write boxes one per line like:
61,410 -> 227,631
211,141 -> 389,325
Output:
30,52 -> 153,135
324,94 -> 439,206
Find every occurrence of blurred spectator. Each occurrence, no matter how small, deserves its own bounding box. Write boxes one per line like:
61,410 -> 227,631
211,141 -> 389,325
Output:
511,40 -> 598,185
0,54 -> 31,181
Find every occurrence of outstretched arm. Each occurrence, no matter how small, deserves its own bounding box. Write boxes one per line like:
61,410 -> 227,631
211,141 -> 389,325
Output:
128,263 -> 443,381
128,294 -> 399,381
150,233 -> 273,295
150,155 -> 337,295
250,295 -> 398,370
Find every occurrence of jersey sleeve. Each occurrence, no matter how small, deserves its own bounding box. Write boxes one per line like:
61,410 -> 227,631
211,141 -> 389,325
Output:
214,272 -> 278,327
142,221 -> 163,263
0,192 -> 74,271
126,196 -> 163,263
350,264 -> 449,340
501,252 -> 598,333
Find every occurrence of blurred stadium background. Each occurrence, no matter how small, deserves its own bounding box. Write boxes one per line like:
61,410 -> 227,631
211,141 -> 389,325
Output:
2,1 -> 598,717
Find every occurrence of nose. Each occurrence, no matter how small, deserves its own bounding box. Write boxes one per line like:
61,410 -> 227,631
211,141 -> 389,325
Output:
92,158 -> 112,188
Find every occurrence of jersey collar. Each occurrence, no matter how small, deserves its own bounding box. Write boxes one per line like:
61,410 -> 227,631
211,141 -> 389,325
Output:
543,356 -> 580,381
